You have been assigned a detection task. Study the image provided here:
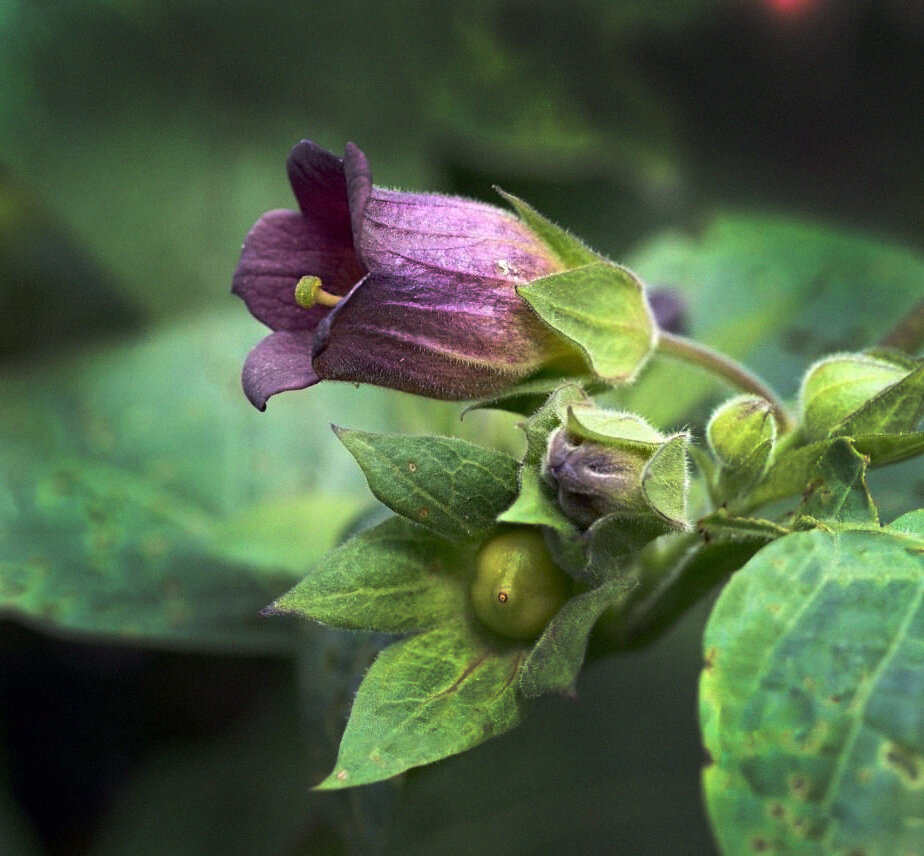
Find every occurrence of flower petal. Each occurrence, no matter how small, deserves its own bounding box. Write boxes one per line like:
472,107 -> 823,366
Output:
286,140 -> 353,245
231,209 -> 363,332
343,142 -> 373,266
241,330 -> 319,410
311,271 -> 564,400
358,187 -> 561,285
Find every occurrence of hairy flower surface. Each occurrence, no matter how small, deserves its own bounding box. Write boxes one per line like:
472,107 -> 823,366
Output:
232,140 -> 572,409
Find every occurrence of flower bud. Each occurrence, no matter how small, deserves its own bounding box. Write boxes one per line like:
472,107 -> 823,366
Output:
470,528 -> 570,640
800,353 -> 912,441
543,406 -> 690,532
707,395 -> 776,497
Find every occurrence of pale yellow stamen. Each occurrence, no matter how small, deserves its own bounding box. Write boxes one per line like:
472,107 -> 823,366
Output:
294,275 -> 342,309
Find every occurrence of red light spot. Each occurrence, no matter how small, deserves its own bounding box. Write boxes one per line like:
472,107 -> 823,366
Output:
767,0 -> 812,12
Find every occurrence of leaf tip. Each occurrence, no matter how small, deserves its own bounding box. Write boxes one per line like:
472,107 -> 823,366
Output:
313,768 -> 353,791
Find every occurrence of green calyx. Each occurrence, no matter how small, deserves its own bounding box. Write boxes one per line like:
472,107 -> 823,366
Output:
546,404 -> 691,531
707,395 -> 777,499
470,528 -> 570,641
799,352 -> 920,442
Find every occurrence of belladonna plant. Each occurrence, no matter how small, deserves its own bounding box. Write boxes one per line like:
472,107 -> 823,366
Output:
232,137 -> 924,855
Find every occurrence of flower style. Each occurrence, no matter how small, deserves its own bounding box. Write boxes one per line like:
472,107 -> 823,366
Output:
232,140 -> 574,409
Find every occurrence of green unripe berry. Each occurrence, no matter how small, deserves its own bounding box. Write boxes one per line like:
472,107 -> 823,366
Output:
470,528 -> 570,640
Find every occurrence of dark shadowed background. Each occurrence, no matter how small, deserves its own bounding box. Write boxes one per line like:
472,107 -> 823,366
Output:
1,1 -> 921,854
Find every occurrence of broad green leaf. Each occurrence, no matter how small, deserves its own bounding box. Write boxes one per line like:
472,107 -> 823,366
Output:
270,517 -> 471,633
495,188 -> 602,268
208,494 -> 367,574
316,622 -> 527,789
517,262 -> 656,383
622,217 -> 924,426
0,311 -> 462,650
519,577 -> 635,698
701,529 -> 924,856
334,429 -> 518,540
798,438 -> 878,528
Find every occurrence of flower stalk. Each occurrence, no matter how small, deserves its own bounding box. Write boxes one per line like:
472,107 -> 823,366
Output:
656,332 -> 795,433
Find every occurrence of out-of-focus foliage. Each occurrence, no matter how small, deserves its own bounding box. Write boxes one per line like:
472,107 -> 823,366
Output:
623,217 -> 924,427
0,311 -> 517,648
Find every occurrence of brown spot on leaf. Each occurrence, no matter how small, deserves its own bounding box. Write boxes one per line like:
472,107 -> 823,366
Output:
789,774 -> 809,798
882,742 -> 922,787
416,507 -> 429,520
407,461 -> 418,473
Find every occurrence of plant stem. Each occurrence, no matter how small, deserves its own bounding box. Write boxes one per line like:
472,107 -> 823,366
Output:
656,332 -> 795,433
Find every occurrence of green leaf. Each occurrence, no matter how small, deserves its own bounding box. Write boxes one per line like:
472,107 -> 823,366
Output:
701,528 -> 924,856
334,428 -> 518,540
270,517 -> 471,634
495,188 -> 602,269
0,311 -> 461,650
519,577 -> 635,698
799,353 -> 912,442
208,494 -> 367,574
317,623 -> 527,789
798,438 -> 879,528
517,262 -> 656,383
837,362 -> 924,438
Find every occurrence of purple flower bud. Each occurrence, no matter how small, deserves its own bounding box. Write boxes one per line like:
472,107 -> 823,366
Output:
232,141 -> 570,409
544,429 -> 646,529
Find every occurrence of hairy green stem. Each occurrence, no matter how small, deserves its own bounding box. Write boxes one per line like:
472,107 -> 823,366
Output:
656,332 -> 795,433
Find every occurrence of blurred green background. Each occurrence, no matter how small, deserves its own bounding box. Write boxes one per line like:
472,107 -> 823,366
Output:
1,1 -> 921,854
